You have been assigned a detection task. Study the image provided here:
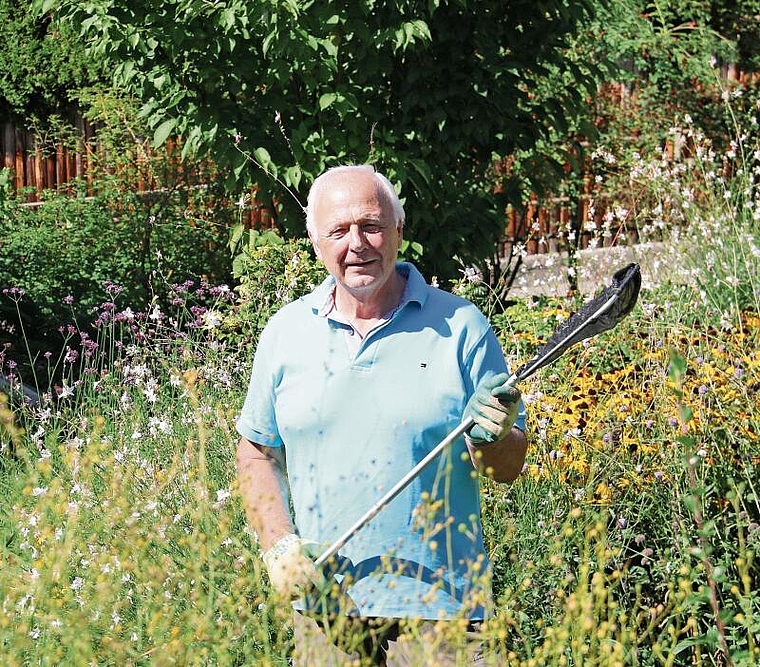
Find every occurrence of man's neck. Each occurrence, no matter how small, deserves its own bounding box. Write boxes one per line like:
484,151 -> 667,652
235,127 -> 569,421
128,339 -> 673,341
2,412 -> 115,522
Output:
335,272 -> 406,322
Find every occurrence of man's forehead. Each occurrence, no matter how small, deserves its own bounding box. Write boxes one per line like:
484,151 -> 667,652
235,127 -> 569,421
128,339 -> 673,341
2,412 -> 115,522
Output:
314,178 -> 393,224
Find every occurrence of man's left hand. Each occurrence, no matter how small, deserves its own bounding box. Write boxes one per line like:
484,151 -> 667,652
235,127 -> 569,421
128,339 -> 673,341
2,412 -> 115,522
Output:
466,373 -> 521,444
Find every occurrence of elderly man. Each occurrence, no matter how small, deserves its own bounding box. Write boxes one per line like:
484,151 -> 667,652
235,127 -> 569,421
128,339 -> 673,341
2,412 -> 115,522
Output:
236,165 -> 528,665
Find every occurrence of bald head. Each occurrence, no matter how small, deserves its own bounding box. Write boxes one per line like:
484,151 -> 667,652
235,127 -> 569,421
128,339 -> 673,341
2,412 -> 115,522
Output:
305,165 -> 405,236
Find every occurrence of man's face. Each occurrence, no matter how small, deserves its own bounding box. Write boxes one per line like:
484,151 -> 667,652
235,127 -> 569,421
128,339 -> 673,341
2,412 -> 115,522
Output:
309,171 -> 402,300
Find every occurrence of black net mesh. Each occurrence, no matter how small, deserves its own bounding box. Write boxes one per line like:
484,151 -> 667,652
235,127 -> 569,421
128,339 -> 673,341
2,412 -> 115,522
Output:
516,263 -> 642,380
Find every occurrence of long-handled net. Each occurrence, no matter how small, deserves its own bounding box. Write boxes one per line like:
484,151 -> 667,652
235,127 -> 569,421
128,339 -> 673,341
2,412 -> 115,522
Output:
315,263 -> 642,567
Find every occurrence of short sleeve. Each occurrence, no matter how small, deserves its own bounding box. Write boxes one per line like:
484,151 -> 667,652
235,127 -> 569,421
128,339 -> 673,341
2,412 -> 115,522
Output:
235,321 -> 284,448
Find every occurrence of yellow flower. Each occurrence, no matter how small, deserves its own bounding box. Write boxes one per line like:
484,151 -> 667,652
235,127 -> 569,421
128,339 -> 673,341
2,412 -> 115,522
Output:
593,482 -> 613,505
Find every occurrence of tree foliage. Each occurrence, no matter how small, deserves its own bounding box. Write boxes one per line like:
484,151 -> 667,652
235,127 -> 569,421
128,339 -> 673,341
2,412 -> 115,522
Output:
0,0 -> 103,121
37,0 -> 605,282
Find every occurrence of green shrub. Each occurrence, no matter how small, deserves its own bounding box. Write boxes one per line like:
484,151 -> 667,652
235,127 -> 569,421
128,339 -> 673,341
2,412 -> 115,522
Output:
227,226 -> 326,343
0,177 -> 235,322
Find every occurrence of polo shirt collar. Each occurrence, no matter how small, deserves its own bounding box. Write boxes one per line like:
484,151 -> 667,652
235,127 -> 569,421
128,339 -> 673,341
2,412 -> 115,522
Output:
306,262 -> 429,317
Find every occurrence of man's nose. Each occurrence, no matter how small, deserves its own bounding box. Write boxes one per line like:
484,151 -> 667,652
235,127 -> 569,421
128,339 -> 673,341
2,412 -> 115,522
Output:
348,225 -> 367,251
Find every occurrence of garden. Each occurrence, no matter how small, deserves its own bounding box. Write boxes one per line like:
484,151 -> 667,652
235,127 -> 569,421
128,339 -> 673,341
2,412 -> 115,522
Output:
1,1 -> 760,665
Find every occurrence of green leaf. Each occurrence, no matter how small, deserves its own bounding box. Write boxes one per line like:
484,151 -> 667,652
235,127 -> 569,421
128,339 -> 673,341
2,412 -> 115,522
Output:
253,147 -> 273,172
39,0 -> 57,14
229,222 -> 245,253
285,165 -> 302,190
153,118 -> 177,147
319,92 -> 337,110
668,348 -> 687,387
262,30 -> 277,57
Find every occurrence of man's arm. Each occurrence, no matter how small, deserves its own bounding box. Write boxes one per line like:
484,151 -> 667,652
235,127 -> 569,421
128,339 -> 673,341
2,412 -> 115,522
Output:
236,436 -> 326,599
235,436 -> 294,551
466,426 -> 528,483
465,373 -> 529,483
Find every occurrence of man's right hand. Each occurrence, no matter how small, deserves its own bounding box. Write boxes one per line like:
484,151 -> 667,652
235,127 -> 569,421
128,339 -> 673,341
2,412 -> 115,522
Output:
262,533 -> 325,600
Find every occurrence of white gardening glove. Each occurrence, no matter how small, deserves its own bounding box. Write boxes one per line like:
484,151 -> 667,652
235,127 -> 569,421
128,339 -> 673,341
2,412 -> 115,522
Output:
466,373 -> 521,444
262,533 -> 325,600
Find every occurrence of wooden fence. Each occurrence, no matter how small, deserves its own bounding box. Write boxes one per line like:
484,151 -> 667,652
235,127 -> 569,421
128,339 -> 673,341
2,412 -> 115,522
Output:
2,118 -> 97,198
1,116 -> 610,256
2,64 -> 752,258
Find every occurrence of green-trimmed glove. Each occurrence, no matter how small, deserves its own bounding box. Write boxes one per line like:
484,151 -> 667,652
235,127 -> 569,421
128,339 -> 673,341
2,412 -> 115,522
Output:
466,373 -> 521,444
262,533 -> 326,600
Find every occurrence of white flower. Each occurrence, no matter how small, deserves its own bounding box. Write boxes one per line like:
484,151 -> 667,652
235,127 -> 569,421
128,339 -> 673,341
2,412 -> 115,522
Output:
202,310 -> 222,329
143,380 -> 159,403
58,384 -> 75,400
71,577 -> 84,591
463,266 -> 480,283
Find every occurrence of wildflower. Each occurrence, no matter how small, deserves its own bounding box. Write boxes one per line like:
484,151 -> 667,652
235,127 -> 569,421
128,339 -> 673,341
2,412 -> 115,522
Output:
143,380 -> 159,403
104,281 -> 124,297
463,267 -> 479,283
202,310 -> 223,329
2,286 -> 26,301
57,384 -> 75,400
148,417 -> 171,435
71,577 -> 84,591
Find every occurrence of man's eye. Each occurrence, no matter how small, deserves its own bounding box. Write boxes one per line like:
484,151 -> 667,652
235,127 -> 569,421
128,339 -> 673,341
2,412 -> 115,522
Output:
363,225 -> 381,234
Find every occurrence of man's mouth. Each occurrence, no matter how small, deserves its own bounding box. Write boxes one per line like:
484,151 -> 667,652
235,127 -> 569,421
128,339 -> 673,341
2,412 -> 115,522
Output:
345,258 -> 376,268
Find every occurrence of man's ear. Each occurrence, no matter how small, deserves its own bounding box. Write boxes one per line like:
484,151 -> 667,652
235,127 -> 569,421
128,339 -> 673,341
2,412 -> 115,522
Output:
308,228 -> 323,261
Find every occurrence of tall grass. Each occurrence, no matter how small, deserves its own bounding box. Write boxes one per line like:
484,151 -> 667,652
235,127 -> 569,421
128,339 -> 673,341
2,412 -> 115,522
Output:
1,99 -> 759,664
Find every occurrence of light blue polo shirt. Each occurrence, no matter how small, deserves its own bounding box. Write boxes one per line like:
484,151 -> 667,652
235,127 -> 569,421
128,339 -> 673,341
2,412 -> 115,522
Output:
237,262 -> 526,620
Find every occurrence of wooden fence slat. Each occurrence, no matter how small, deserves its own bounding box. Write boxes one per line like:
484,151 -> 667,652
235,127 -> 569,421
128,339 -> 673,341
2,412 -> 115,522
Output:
3,122 -> 15,172
14,128 -> 24,192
